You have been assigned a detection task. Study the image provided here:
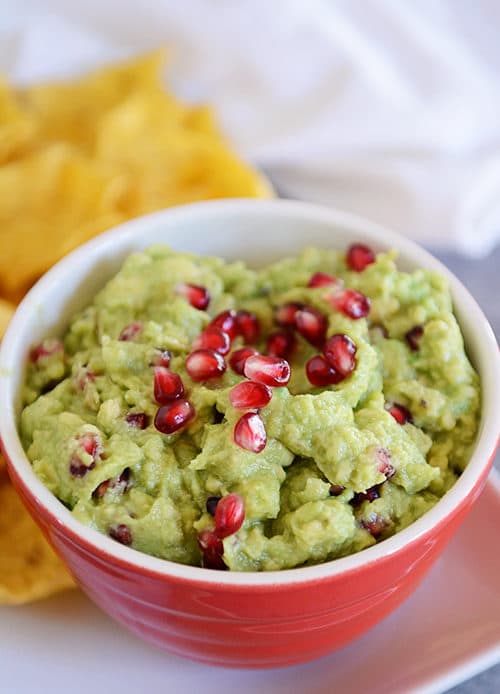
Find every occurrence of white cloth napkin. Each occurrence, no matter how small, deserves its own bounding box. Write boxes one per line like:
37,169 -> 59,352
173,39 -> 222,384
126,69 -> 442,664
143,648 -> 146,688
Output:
2,0 -> 500,256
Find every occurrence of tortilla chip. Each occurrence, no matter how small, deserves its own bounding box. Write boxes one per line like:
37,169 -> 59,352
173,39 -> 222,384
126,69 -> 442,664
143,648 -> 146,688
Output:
0,51 -> 271,303
0,469 -> 75,604
0,299 -> 74,603
0,297 -> 14,338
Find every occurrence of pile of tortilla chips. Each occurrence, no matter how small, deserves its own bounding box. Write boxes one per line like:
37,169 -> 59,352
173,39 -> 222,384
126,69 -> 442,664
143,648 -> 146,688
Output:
0,51 -> 270,604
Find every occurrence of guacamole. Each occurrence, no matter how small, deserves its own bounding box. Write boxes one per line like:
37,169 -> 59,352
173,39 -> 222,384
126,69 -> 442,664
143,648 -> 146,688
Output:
20,244 -> 480,571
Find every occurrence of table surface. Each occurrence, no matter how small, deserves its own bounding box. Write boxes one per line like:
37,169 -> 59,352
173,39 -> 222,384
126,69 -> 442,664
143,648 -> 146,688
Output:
432,244 -> 499,694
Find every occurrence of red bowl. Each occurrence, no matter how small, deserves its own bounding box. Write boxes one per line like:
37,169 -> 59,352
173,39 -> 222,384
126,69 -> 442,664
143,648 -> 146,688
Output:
1,200 -> 498,668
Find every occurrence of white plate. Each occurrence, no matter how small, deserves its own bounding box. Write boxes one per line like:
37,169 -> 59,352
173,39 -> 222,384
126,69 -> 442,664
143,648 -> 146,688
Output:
1,469 -> 499,694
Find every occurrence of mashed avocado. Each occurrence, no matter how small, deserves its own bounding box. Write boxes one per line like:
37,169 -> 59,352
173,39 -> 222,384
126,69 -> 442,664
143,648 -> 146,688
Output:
20,245 -> 480,571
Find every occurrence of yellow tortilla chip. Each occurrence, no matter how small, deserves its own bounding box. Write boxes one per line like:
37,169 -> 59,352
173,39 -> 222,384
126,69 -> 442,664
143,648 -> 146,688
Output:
0,51 -> 271,303
0,144 -> 126,301
0,469 -> 75,604
0,297 -> 14,338
0,79 -> 37,164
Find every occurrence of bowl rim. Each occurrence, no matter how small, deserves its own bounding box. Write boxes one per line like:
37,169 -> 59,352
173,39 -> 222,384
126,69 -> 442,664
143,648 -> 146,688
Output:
1,198 -> 499,587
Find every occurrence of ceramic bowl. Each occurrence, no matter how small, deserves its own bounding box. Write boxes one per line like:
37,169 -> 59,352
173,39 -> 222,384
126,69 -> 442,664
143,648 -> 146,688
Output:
1,199 -> 498,668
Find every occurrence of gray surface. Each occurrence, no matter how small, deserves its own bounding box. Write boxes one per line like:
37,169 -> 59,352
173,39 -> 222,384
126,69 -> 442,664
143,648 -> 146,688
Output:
431,245 -> 500,694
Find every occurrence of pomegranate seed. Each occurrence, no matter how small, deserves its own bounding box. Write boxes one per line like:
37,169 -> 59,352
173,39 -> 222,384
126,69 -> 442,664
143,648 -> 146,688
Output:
329,484 -> 345,496
236,310 -> 260,344
126,412 -> 150,429
323,334 -> 357,376
206,496 -> 221,516
386,403 -> 413,425
266,330 -> 296,360
405,325 -> 424,351
243,355 -> 291,387
234,412 -> 267,453
153,366 -> 184,404
93,468 -> 132,499
69,460 -> 95,478
329,288 -> 370,319
308,272 -> 342,288
29,339 -> 63,363
80,432 -> 102,457
151,349 -> 171,367
229,347 -> 259,375
275,302 -> 304,328
346,243 -> 376,272
351,485 -> 381,505
197,529 -> 226,570
214,493 -> 245,538
75,369 -> 95,391
92,479 -> 111,499
295,307 -> 328,348
305,355 -> 343,387
175,283 -> 210,310
70,433 -> 102,477
109,524 -> 132,546
186,349 -> 226,381
192,326 -> 231,355
154,399 -> 195,434
209,310 -> 239,341
376,447 -> 395,480
119,321 -> 142,341
229,381 -> 272,409
361,513 -> 389,539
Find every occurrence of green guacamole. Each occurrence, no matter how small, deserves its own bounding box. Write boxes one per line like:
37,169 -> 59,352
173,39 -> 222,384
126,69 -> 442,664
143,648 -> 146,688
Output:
20,245 -> 480,571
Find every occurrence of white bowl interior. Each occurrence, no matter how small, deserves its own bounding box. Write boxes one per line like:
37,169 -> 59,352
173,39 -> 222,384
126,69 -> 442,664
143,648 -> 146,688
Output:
1,199 -> 498,586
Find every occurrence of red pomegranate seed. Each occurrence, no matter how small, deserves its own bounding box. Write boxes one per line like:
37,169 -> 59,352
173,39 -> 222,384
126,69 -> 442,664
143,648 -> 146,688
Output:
323,334 -> 357,376
236,310 -> 260,344
186,349 -> 226,381
93,468 -> 132,499
119,321 -> 142,341
386,403 -> 413,425
308,272 -> 342,288
405,325 -> 424,351
153,366 -> 184,404
329,288 -> 370,319
229,346 -> 259,375
29,338 -> 63,363
214,493 -> 245,538
361,513 -> 389,539
305,355 -> 343,387
192,326 -> 231,355
206,496 -> 221,516
197,529 -> 226,570
295,307 -> 328,348
70,433 -> 102,477
266,330 -> 296,360
75,369 -> 95,391
229,381 -> 272,409
175,283 -> 210,310
243,355 -> 290,387
126,412 -> 150,429
209,310 -> 239,340
275,302 -> 304,327
80,432 -> 102,457
151,349 -> 171,367
109,524 -> 132,546
154,399 -> 195,434
351,485 -> 381,505
346,243 -> 376,272
329,484 -> 345,496
234,412 -> 267,453
376,447 -> 395,479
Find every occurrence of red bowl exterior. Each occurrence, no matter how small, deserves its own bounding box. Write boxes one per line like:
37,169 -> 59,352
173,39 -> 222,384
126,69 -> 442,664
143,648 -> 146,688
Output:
2,441 -> 496,668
